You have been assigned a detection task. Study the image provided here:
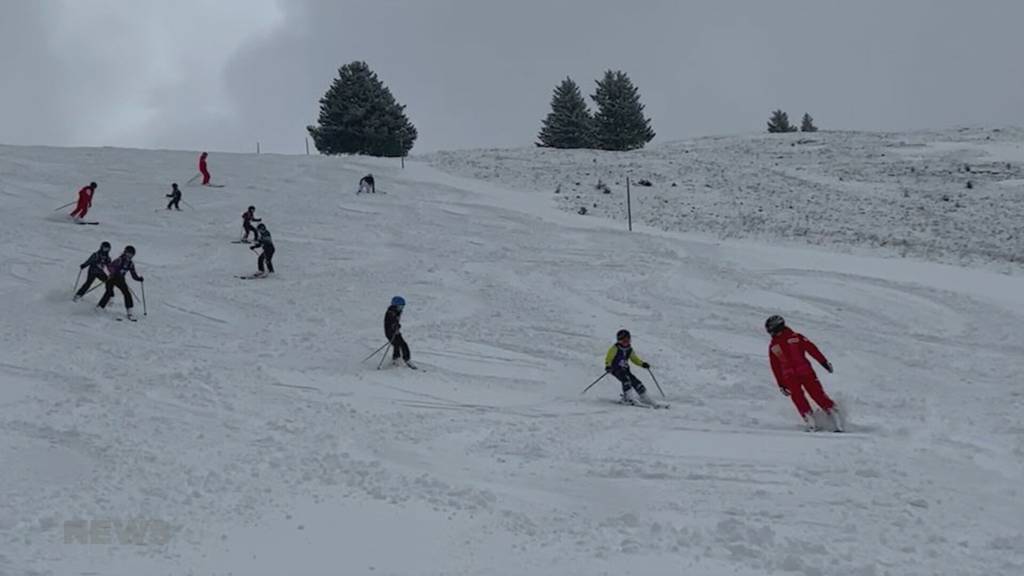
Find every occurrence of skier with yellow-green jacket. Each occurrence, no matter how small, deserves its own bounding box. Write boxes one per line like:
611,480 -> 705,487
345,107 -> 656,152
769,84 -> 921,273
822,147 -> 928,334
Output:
605,329 -> 660,406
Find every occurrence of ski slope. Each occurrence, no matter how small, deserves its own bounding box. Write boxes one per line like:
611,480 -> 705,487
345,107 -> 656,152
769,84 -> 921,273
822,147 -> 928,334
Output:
1,142 -> 1022,576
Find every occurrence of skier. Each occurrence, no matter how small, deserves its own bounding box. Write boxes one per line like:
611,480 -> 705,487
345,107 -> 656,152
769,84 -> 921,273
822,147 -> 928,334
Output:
358,174 -> 375,194
73,241 -> 112,301
69,182 -> 97,219
766,315 -> 843,432
241,206 -> 261,242
249,223 -> 275,276
384,296 -> 416,368
166,183 -> 182,210
97,245 -> 144,319
199,152 -> 211,185
604,329 -> 657,406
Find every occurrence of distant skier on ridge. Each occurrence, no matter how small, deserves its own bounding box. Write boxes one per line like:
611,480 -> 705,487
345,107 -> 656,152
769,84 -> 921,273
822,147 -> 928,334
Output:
766,315 -> 843,432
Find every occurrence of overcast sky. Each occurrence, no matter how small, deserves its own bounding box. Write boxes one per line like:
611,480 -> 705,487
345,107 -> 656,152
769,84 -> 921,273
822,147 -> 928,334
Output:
2,0 -> 1023,154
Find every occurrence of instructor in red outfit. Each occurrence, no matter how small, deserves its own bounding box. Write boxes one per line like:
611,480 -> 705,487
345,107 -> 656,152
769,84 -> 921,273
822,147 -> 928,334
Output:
766,315 -> 843,431
69,182 -> 97,219
199,152 -> 210,185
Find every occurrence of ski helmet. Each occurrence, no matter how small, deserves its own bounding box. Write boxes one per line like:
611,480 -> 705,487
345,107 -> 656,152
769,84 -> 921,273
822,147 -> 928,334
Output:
391,296 -> 405,307
89,182 -> 97,189
172,183 -> 178,189
100,241 -> 111,251
257,223 -> 266,230
765,315 -> 786,335
248,205 -> 255,212
616,329 -> 631,342
124,245 -> 136,256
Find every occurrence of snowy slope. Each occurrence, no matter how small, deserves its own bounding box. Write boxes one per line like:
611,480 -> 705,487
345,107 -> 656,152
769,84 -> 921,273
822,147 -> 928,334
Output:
0,143 -> 1022,576
425,128 -> 1024,270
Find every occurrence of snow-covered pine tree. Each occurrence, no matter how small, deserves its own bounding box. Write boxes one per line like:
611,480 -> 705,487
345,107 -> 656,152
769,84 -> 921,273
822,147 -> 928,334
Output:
590,70 -> 655,151
767,109 -> 798,133
800,113 -> 818,132
537,77 -> 593,149
307,61 -> 418,157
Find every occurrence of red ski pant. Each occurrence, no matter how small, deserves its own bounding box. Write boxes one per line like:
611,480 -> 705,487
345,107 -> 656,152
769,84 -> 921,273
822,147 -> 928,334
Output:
70,199 -> 89,218
784,377 -> 834,416
200,167 -> 211,185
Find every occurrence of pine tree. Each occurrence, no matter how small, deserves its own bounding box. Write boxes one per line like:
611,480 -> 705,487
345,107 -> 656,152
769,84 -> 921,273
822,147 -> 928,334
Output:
307,61 -> 418,157
591,70 -> 655,151
800,113 -> 818,132
767,109 -> 797,133
537,77 -> 593,148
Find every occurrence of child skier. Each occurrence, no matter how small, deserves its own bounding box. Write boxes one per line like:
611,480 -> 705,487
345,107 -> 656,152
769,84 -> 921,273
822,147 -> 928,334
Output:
199,152 -> 211,185
73,241 -> 111,301
605,329 -> 657,406
241,206 -> 261,242
166,183 -> 182,210
358,174 -> 375,194
249,223 -> 275,276
97,245 -> 144,319
69,182 -> 97,219
766,315 -> 843,432
384,296 -> 416,369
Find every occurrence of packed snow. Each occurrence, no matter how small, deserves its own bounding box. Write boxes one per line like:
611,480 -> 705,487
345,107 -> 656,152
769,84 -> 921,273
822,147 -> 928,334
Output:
0,138 -> 1022,576
426,128 -> 1024,270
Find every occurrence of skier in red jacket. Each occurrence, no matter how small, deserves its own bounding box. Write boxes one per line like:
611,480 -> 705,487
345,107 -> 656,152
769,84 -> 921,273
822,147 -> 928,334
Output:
69,182 -> 97,219
766,315 -> 843,432
199,152 -> 210,185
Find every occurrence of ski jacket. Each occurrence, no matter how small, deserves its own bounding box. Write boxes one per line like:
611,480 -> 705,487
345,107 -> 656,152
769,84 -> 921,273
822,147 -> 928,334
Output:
605,344 -> 644,371
242,210 -> 261,224
80,250 -> 111,273
252,229 -> 273,249
384,305 -> 402,340
199,155 -> 208,171
167,188 -> 181,200
769,328 -> 829,386
108,255 -> 142,281
78,186 -> 93,206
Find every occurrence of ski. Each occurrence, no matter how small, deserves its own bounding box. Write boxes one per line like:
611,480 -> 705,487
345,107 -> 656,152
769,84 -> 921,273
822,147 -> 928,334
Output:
206,184 -> 226,188
75,221 -> 100,225
615,398 -> 669,409
231,240 -> 250,244
235,274 -> 267,280
115,317 -> 138,322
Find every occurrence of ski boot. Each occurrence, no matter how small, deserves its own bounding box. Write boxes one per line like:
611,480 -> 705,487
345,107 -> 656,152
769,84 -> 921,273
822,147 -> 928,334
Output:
802,413 -> 818,432
828,408 -> 844,432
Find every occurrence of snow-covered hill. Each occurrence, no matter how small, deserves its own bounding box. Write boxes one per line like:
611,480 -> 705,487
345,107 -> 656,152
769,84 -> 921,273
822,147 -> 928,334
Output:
1,142 -> 1022,575
426,128 -> 1024,270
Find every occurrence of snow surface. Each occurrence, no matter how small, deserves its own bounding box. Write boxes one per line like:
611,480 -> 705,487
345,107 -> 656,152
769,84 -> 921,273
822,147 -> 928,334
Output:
425,128 -> 1024,270
1,140 -> 1022,575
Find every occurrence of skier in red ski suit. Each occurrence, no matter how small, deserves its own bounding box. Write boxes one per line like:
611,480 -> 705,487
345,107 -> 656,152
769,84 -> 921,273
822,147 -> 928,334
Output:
766,315 -> 843,431
69,182 -> 97,219
199,152 -> 210,185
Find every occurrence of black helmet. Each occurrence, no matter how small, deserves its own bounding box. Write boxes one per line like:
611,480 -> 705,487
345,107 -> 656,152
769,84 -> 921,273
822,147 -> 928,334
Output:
765,315 -> 786,335
616,329 -> 631,342
89,182 -> 97,189
248,205 -> 255,211
172,182 -> 179,188
100,241 -> 111,251
124,245 -> 136,255
257,223 -> 266,230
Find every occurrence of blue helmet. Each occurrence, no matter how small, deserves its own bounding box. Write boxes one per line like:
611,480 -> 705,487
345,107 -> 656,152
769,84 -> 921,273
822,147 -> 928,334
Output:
391,296 -> 405,307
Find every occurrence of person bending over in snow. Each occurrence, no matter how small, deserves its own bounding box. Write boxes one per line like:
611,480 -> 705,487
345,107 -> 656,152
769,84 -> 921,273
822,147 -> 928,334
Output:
384,296 -> 416,369
249,223 -> 275,276
166,183 -> 182,210
97,245 -> 144,319
74,241 -> 111,301
358,174 -> 375,194
766,315 -> 843,432
199,152 -> 211,185
605,329 -> 657,406
69,182 -> 97,220
241,206 -> 261,242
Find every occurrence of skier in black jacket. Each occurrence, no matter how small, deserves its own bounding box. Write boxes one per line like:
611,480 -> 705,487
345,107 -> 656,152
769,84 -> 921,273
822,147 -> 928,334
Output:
74,241 -> 112,301
384,296 -> 416,368
97,245 -> 144,319
166,183 -> 182,210
249,223 -> 275,275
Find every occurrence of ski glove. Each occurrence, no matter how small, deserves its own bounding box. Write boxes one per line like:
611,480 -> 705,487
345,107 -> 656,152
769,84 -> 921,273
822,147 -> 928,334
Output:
137,277 -> 144,282
641,362 -> 650,369
605,366 -> 613,373
779,386 -> 790,397
823,361 -> 834,374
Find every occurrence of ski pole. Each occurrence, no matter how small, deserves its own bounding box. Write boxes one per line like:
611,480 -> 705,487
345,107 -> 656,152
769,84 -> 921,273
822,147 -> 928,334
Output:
581,371 -> 609,395
140,282 -> 147,316
182,199 -> 196,211
186,173 -> 200,185
376,344 -> 393,370
646,367 -> 665,398
53,201 -> 77,212
73,269 -> 82,292
84,280 -> 105,295
362,341 -> 392,363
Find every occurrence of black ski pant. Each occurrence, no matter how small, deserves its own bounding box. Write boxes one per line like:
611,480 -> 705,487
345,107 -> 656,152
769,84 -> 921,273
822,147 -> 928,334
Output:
258,245 -> 275,273
76,269 -> 108,297
611,368 -> 646,395
98,276 -> 133,309
243,223 -> 257,241
167,197 -> 181,210
391,333 -> 410,361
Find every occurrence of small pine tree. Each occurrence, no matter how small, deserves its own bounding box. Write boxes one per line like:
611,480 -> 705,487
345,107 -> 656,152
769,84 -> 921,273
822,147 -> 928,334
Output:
591,70 -> 655,151
537,77 -> 593,148
800,113 -> 818,133
767,109 -> 797,133
307,61 -> 418,157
